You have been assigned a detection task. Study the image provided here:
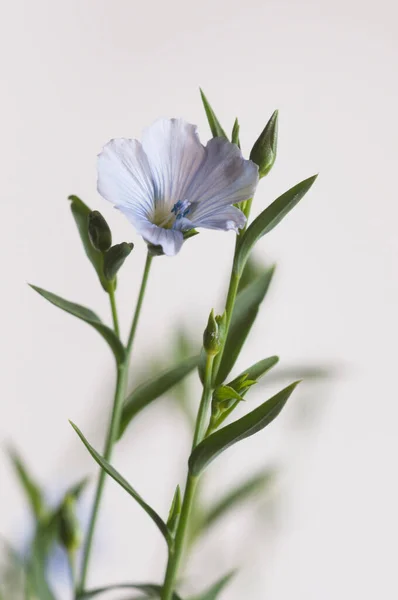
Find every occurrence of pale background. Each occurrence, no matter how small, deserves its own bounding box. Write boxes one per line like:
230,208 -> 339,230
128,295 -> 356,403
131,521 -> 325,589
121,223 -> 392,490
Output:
1,0 -> 397,598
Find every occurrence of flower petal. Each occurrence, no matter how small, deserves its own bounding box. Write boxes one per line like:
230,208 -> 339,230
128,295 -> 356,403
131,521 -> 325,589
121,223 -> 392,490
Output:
97,138 -> 155,220
141,118 -> 206,210
190,205 -> 247,232
187,137 -> 259,222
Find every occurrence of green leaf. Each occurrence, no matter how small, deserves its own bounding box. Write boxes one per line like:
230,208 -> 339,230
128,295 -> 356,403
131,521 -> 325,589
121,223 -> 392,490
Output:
234,175 -> 318,275
103,242 -> 134,281
68,195 -> 110,292
201,469 -> 275,530
200,89 -> 228,139
88,210 -> 112,252
215,268 -> 275,386
231,118 -> 240,147
29,285 -> 126,364
8,449 -> 45,520
215,356 -> 280,428
189,382 -> 299,476
167,485 -> 182,536
250,110 -> 278,178
70,422 -> 170,544
190,572 -> 235,600
77,583 -> 182,599
118,355 -> 199,439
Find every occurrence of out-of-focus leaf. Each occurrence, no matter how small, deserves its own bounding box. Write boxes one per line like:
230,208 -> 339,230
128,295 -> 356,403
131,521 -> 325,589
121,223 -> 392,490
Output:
77,583 -> 182,599
189,382 -> 299,476
200,89 -> 228,139
29,285 -> 126,364
237,256 -> 269,293
8,449 -> 45,520
0,538 -> 26,600
201,469 -> 275,531
234,175 -> 318,275
67,476 -> 90,500
190,572 -> 235,600
70,422 -> 170,544
26,524 -> 58,600
69,195 -> 111,292
214,268 -> 275,386
118,355 -> 199,439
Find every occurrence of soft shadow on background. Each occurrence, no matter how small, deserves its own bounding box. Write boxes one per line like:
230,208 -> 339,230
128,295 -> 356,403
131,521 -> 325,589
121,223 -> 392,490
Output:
1,1 -> 397,598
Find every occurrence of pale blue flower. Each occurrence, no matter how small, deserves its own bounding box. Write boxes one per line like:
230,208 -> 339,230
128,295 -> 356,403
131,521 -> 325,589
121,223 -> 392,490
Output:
97,118 -> 259,256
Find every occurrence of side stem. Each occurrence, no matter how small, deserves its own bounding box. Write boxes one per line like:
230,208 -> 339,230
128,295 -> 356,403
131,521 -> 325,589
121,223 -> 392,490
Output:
77,251 -> 153,594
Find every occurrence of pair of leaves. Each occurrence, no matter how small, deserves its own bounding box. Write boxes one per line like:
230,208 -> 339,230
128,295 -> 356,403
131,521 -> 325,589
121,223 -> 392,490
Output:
215,266 -> 275,386
189,382 -> 299,476
30,285 -> 126,364
118,355 -> 199,439
71,423 -> 171,546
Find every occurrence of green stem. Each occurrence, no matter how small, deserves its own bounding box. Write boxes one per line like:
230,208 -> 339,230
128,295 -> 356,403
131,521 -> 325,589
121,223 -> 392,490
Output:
77,363 -> 128,594
161,354 -> 214,600
126,252 -> 153,358
108,286 -> 120,337
77,252 -> 153,595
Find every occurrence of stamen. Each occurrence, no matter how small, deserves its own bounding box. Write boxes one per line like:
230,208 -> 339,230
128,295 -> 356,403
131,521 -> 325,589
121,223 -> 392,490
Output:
171,199 -> 192,220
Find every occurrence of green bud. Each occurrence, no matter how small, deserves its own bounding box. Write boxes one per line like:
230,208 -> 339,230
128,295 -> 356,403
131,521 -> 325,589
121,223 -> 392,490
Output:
58,495 -> 82,553
103,242 -> 134,281
212,385 -> 244,412
250,110 -> 278,178
88,210 -> 112,252
203,309 -> 224,356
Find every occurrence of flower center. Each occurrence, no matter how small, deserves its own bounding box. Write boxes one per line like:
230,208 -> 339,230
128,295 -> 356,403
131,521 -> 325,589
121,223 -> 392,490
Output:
154,200 -> 192,229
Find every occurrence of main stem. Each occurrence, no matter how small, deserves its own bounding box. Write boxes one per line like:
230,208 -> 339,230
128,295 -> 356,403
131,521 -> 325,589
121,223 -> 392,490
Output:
77,252 -> 153,594
161,226 -> 251,599
161,354 -> 214,600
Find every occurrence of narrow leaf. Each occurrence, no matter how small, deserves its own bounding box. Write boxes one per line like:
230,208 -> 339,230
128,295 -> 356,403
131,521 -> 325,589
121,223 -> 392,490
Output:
68,195 -> 110,291
8,449 -> 45,520
189,382 -> 299,476
234,175 -> 318,275
215,268 -> 275,386
200,89 -> 228,139
201,469 -> 275,530
191,572 -> 235,600
231,118 -> 240,147
167,485 -> 182,535
78,583 -> 182,599
118,355 -> 199,439
70,422 -> 170,544
29,285 -> 126,364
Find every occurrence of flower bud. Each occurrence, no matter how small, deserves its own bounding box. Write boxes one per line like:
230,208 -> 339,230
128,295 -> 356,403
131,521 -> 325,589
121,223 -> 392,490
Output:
58,495 -> 82,553
250,110 -> 278,178
203,310 -> 225,356
88,210 -> 112,252
103,242 -> 134,281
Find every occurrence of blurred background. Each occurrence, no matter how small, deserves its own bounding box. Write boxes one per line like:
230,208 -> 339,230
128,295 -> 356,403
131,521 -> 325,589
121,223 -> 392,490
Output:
1,0 -> 397,598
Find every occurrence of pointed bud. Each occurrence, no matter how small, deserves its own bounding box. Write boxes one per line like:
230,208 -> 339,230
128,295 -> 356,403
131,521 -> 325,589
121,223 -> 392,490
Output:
87,211 -> 112,252
231,118 -> 240,147
203,309 -> 223,356
58,495 -> 82,553
103,242 -> 134,281
250,110 -> 278,178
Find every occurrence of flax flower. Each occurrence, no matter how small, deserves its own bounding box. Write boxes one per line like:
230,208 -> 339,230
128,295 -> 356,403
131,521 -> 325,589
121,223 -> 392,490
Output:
97,118 -> 259,256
